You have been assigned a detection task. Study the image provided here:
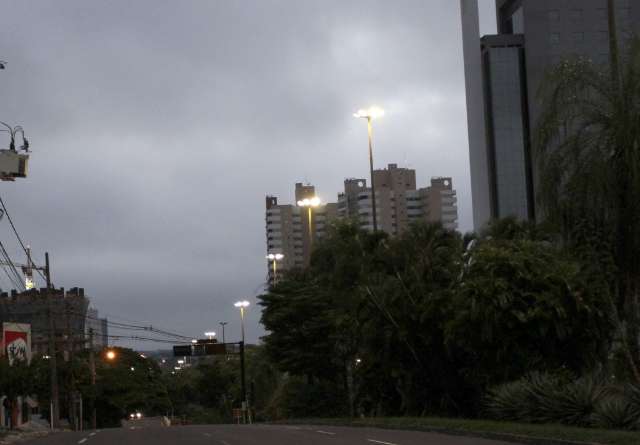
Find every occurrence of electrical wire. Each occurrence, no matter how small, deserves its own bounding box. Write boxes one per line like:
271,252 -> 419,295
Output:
0,239 -> 25,291
0,194 -> 46,282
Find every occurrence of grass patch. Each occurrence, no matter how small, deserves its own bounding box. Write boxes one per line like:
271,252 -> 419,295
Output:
273,417 -> 640,445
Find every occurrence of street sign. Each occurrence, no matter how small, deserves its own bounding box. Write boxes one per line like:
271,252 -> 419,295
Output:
173,341 -> 234,357
172,345 -> 192,357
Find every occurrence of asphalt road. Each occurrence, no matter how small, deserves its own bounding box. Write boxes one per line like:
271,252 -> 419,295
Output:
24,423 -> 519,445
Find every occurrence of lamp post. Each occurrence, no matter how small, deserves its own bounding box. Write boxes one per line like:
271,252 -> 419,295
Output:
266,253 -> 284,285
296,197 -> 321,249
234,301 -> 250,423
204,331 -> 216,340
354,106 -> 384,232
219,322 -> 227,344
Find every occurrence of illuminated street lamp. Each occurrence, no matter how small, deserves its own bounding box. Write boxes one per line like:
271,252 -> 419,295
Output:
354,106 -> 384,232
204,331 -> 216,340
297,197 -> 321,246
105,350 -> 116,361
234,300 -> 250,423
266,253 -> 284,284
234,300 -> 250,344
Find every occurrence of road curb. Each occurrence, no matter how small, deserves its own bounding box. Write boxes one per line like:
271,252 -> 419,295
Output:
269,421 -> 605,445
0,430 -> 51,444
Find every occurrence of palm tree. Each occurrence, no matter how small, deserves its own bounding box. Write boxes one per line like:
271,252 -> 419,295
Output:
534,4 -> 640,382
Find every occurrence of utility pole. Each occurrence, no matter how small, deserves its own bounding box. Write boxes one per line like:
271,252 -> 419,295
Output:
66,303 -> 75,431
88,328 -> 96,430
239,340 -> 247,424
45,252 -> 60,428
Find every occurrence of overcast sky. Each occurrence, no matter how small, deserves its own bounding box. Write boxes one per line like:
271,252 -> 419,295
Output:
0,0 -> 496,348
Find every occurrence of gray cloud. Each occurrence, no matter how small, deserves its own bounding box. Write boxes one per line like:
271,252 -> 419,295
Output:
0,0 -> 496,347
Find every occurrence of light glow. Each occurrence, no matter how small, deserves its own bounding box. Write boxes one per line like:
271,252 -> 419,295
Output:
105,350 -> 116,361
297,197 -> 321,207
354,106 -> 385,119
234,300 -> 250,308
266,253 -> 284,260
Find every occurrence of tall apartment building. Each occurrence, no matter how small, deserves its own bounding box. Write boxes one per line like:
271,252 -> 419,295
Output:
461,0 -> 640,230
266,166 -> 458,281
338,164 -> 458,234
265,183 -> 338,282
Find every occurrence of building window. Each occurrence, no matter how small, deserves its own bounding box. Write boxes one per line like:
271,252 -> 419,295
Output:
569,9 -> 583,22
572,32 -> 584,43
550,33 -> 560,44
548,10 -> 560,22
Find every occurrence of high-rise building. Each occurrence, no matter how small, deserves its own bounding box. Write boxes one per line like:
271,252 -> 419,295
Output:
266,167 -> 458,282
265,183 -> 337,283
338,164 -> 458,235
461,0 -> 640,230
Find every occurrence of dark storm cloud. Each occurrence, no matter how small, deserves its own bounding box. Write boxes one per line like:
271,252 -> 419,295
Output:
0,0 -> 496,346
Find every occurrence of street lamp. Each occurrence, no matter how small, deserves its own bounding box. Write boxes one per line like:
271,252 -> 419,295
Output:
234,300 -> 250,344
297,197 -> 321,247
354,106 -> 384,232
204,331 -> 216,340
234,300 -> 250,423
219,322 -> 228,344
266,253 -> 284,284
105,350 -> 116,361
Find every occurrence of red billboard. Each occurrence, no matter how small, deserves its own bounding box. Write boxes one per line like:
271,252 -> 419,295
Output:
2,323 -> 31,365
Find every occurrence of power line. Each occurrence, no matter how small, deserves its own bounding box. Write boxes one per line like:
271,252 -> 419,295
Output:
0,194 -> 47,282
0,239 -> 25,291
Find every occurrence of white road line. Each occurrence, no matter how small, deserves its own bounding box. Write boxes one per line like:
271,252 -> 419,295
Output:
89,432 -> 96,436
203,432 -> 212,437
367,440 -> 399,445
220,440 -> 231,445
78,439 -> 88,444
316,430 -> 336,435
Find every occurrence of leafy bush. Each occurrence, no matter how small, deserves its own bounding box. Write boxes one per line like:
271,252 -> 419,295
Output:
265,375 -> 347,419
484,372 -> 639,429
483,379 -> 530,421
536,375 -> 607,426
593,396 -> 638,430
623,383 -> 640,429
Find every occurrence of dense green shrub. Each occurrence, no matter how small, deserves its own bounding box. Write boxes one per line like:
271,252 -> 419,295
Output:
593,396 -> 638,430
485,373 -> 640,430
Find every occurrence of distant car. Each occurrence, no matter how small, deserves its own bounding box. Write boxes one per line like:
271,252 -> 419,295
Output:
128,412 -> 143,420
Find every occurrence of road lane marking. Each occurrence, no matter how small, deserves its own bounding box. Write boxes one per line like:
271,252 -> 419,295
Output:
368,440 -> 399,445
220,441 -> 231,445
316,430 -> 336,435
89,432 -> 96,436
78,439 -> 88,444
203,433 -> 212,437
